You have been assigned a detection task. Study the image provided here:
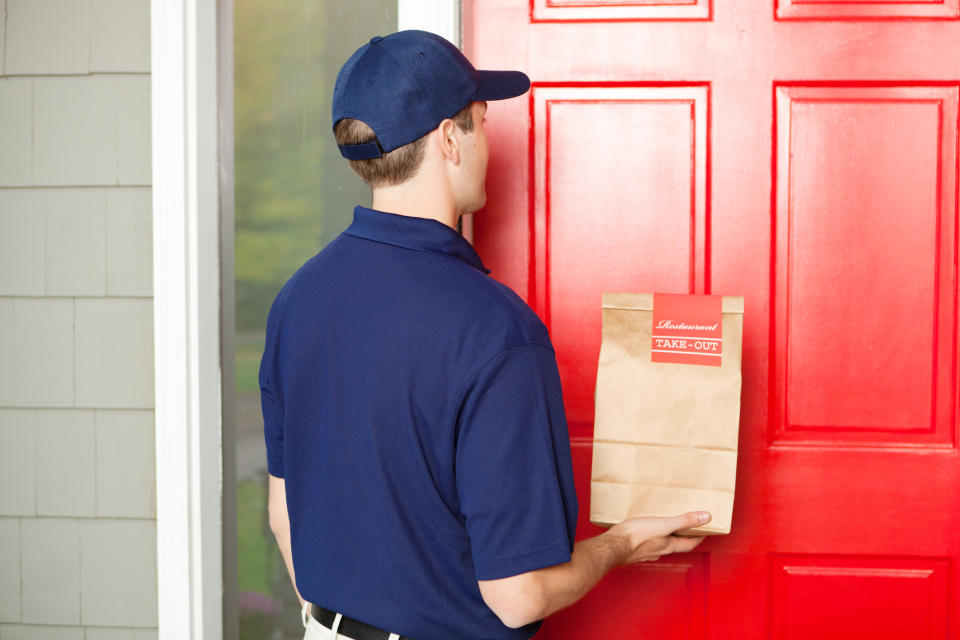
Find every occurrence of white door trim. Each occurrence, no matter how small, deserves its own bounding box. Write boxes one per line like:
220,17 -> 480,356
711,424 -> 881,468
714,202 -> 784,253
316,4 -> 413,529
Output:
399,0 -> 460,44
151,1 -> 461,639
399,0 -> 476,243
151,0 -> 223,639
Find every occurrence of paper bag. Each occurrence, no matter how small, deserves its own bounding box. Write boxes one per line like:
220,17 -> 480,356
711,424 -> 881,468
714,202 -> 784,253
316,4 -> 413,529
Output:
590,292 -> 744,535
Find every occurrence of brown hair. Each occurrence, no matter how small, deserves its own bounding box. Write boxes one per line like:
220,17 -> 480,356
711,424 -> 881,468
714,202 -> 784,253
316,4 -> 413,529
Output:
334,102 -> 475,188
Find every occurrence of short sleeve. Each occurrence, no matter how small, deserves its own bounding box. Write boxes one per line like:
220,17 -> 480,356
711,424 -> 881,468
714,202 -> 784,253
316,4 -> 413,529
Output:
455,343 -> 579,581
259,293 -> 286,479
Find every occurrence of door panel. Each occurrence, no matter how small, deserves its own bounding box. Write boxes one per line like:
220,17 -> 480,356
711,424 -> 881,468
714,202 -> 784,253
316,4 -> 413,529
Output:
532,86 -> 709,434
769,555 -> 951,639
773,85 -> 957,445
546,554 -> 708,639
532,0 -> 711,22
467,0 -> 960,636
776,0 -> 959,21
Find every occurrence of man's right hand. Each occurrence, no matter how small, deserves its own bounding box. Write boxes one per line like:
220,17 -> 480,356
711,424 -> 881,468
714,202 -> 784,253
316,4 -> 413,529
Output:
606,511 -> 711,565
478,510 -> 712,628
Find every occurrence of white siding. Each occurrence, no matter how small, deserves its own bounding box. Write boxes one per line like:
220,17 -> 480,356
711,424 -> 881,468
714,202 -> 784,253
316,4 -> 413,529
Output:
35,410 -> 97,517
21,518 -> 81,624
4,0 -> 90,75
0,79 -> 32,185
0,517 -> 21,620
0,0 -> 157,636
0,298 -> 75,407
0,410 -> 36,517
0,192 -> 44,295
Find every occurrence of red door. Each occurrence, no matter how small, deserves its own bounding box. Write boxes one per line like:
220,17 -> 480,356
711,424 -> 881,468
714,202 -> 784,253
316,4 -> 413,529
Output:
466,1 -> 960,637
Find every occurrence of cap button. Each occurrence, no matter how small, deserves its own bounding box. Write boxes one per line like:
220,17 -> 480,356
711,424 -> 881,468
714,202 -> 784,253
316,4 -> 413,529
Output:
370,36 -> 384,44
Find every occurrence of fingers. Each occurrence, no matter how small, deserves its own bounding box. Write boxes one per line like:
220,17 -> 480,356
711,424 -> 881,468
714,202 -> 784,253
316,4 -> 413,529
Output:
639,535 -> 704,564
669,535 -> 706,554
659,511 -> 711,535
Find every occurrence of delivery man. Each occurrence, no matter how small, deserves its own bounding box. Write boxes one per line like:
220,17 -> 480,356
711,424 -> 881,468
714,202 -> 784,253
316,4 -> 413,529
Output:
260,29 -> 712,640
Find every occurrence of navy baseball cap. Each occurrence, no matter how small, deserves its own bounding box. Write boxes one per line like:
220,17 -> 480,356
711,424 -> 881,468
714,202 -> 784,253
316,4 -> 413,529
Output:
332,29 -> 530,160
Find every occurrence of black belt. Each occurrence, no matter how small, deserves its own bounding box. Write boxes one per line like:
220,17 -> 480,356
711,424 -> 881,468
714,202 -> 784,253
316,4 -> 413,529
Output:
310,603 -> 414,640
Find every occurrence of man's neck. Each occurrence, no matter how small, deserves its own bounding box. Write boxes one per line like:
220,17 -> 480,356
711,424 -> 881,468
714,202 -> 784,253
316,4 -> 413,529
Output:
370,183 -> 460,231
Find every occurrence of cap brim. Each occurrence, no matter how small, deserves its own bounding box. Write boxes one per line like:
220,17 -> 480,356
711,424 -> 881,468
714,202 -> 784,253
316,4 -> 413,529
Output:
472,70 -> 531,101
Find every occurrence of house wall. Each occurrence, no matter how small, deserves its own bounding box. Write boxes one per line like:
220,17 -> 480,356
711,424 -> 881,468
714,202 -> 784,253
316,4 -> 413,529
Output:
0,0 -> 158,638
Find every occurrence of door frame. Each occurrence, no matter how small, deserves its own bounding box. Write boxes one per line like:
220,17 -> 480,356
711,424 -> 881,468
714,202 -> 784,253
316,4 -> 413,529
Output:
150,2 -> 463,639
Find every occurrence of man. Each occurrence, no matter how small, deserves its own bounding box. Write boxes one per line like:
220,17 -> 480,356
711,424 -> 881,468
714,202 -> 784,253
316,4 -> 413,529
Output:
260,29 -> 711,640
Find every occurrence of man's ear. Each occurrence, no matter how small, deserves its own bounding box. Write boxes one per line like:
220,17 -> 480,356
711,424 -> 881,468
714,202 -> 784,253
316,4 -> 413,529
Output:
436,118 -> 461,165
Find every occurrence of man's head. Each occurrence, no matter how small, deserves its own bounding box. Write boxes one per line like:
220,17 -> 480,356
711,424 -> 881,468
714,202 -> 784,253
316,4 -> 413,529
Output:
334,99 -> 488,214
331,30 -> 527,215
333,99 -> 474,188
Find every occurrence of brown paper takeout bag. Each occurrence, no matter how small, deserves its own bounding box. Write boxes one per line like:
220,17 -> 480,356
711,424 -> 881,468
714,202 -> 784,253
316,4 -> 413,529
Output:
590,292 -> 744,536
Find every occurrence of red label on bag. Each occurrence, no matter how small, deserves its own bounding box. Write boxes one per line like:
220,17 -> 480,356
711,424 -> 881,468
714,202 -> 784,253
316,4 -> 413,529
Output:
651,293 -> 723,367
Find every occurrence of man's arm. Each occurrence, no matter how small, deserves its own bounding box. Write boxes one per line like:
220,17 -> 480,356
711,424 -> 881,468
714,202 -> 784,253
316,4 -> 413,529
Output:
267,473 -> 305,608
478,511 -> 710,629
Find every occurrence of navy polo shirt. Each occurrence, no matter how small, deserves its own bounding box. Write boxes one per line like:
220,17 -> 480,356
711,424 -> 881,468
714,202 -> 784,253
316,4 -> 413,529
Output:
259,205 -> 578,640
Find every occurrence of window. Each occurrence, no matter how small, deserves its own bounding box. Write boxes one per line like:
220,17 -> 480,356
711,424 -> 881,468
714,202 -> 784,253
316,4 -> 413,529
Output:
231,3 -> 397,638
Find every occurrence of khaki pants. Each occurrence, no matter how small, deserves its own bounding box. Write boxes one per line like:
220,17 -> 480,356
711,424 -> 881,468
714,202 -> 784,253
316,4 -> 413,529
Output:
301,601 -> 402,640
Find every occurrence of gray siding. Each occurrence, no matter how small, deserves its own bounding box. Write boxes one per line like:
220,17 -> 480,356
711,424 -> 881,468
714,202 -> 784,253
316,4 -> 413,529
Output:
0,0 -> 158,637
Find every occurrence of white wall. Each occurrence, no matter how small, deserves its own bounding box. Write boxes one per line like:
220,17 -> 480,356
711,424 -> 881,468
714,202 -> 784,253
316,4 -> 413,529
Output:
0,0 -> 158,637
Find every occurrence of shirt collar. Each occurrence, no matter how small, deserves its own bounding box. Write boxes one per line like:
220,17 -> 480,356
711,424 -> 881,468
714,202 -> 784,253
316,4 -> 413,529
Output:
343,205 -> 491,275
